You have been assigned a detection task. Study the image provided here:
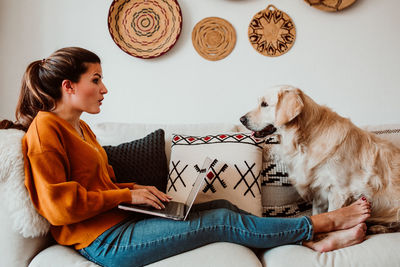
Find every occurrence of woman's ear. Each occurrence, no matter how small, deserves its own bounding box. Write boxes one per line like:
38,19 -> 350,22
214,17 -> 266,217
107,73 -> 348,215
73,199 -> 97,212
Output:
61,80 -> 75,94
275,89 -> 304,126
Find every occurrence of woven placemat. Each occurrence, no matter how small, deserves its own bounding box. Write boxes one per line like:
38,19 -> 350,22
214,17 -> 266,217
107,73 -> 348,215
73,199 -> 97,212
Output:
192,17 -> 236,61
304,0 -> 357,12
248,5 -> 296,57
108,0 -> 182,59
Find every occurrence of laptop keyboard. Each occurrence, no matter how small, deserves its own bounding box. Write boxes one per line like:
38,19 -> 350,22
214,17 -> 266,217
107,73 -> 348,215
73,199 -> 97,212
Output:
163,201 -> 184,215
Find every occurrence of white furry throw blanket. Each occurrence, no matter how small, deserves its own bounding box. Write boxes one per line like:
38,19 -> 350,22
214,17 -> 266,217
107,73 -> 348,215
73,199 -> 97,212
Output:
0,129 -> 50,238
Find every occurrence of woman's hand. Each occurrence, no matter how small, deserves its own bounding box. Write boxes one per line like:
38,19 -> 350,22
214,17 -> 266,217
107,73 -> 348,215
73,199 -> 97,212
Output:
130,185 -> 172,210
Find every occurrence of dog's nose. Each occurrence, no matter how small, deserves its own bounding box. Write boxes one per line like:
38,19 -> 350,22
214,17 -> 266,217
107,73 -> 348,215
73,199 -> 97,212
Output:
240,116 -> 247,126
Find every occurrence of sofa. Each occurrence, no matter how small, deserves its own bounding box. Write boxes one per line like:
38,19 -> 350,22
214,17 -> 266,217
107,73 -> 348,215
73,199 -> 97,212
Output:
1,121 -> 400,267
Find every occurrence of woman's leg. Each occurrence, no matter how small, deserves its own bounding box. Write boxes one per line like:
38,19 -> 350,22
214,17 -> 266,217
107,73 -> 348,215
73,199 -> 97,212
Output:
79,199 -> 370,267
79,200 -> 313,267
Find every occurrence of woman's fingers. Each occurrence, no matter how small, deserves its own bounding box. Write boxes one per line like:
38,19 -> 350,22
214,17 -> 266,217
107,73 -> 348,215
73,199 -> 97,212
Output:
130,189 -> 166,209
144,190 -> 165,209
147,186 -> 172,202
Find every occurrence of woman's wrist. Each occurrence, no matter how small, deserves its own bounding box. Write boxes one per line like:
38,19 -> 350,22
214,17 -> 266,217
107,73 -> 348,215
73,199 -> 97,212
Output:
132,184 -> 143,190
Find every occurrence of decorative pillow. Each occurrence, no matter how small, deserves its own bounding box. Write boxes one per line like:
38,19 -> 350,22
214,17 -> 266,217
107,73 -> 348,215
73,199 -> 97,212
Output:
261,134 -> 312,217
167,133 -> 264,216
0,129 -> 50,238
103,129 -> 169,192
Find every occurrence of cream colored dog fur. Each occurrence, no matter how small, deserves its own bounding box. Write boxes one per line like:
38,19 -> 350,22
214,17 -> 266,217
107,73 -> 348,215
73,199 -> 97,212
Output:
240,85 -> 400,231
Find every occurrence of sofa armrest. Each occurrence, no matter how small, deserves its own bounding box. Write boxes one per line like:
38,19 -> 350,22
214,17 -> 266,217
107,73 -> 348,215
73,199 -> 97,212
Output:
0,199 -> 53,267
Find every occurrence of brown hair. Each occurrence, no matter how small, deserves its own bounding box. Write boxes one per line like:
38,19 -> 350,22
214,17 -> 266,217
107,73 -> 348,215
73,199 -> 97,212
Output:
0,47 -> 100,131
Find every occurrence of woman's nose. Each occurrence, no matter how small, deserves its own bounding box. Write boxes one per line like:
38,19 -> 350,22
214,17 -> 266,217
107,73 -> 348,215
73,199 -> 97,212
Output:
101,84 -> 108,94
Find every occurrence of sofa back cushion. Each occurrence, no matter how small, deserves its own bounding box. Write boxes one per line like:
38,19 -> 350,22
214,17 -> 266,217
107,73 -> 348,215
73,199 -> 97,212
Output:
362,124 -> 400,147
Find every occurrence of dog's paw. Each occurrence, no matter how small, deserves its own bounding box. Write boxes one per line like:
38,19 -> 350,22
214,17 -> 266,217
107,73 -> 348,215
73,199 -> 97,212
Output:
368,224 -> 393,234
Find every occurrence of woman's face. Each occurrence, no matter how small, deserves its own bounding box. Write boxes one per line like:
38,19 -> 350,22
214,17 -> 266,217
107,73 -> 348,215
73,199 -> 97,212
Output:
70,63 -> 108,114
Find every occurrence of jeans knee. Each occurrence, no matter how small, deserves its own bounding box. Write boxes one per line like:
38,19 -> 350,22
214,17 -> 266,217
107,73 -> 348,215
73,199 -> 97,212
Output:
203,207 -> 240,226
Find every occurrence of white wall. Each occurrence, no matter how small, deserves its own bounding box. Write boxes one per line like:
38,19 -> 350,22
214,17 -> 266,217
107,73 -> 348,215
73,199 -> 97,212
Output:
1,0 -> 400,127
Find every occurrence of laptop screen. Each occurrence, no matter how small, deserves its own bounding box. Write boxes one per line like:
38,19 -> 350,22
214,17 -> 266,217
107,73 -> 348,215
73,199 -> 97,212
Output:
184,157 -> 214,207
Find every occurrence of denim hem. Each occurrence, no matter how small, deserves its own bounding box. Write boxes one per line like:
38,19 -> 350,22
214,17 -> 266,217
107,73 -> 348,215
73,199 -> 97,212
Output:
299,216 -> 314,245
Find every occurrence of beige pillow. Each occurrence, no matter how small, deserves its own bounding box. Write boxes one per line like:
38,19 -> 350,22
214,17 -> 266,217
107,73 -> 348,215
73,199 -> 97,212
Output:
167,132 -> 264,216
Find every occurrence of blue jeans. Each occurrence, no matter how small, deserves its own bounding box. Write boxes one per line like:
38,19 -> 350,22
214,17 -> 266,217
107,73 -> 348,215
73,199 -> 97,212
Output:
78,200 -> 313,267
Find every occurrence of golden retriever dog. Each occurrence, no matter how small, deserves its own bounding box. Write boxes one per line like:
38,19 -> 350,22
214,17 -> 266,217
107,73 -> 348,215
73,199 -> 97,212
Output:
240,85 -> 400,233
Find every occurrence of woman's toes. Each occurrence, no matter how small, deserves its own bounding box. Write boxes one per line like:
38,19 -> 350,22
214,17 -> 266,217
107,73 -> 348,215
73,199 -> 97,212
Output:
354,224 -> 366,240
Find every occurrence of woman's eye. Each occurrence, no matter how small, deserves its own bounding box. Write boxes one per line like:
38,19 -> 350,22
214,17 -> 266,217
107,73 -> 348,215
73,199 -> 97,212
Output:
261,101 -> 268,107
93,79 -> 99,84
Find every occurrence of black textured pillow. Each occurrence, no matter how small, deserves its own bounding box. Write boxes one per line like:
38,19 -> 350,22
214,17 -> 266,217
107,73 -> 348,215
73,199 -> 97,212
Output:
103,129 -> 168,192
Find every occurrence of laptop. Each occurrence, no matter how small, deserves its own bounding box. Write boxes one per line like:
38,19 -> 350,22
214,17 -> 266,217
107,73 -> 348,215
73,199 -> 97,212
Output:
118,157 -> 213,221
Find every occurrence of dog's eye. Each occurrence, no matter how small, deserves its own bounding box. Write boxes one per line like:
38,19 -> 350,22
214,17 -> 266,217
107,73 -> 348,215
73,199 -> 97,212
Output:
261,101 -> 268,107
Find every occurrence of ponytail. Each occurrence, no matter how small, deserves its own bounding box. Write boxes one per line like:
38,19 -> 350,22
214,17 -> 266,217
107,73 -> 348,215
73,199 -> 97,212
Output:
0,119 -> 25,131
0,47 -> 100,131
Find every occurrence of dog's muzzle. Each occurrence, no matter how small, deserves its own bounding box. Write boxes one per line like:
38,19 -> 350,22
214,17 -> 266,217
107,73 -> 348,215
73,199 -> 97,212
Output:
252,124 -> 277,138
240,116 -> 276,138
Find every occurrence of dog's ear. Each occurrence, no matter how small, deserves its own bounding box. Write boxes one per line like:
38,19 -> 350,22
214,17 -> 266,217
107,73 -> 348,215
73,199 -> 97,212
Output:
275,89 -> 304,126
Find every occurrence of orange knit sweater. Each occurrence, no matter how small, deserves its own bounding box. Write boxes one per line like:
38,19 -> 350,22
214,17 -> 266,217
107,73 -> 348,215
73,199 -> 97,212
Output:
23,111 -> 134,249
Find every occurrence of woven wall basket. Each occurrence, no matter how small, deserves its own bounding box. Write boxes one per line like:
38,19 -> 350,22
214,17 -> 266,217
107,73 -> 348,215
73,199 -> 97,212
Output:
248,5 -> 296,57
304,0 -> 357,12
108,0 -> 182,59
192,17 -> 236,61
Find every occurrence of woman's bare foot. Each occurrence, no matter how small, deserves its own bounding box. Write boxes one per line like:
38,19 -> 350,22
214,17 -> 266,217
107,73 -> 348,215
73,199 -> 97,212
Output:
303,223 -> 367,252
311,198 -> 371,233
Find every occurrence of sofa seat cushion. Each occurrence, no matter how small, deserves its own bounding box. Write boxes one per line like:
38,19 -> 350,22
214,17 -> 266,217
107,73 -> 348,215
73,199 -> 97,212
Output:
260,233 -> 400,267
29,242 -> 261,267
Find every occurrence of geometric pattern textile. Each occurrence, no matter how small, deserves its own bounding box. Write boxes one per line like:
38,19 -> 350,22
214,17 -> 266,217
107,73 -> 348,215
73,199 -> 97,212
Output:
168,133 -> 264,216
261,134 -> 312,217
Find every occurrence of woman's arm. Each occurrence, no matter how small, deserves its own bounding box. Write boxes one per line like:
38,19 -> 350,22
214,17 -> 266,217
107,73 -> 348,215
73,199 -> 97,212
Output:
25,150 -> 132,226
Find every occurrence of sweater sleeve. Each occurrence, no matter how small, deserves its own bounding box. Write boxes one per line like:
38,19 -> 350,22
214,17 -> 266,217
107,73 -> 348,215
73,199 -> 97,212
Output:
25,150 -> 132,226
115,182 -> 135,189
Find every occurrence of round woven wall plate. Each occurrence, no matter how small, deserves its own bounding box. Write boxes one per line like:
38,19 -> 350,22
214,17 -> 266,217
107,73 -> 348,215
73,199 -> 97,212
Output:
192,17 -> 236,61
248,5 -> 296,57
304,0 -> 357,12
108,0 -> 182,59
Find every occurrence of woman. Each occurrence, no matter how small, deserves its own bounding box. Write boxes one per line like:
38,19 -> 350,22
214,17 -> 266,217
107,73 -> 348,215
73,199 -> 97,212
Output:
0,47 -> 371,267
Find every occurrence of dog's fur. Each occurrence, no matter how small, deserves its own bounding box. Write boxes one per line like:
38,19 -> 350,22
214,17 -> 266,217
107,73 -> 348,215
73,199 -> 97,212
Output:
241,85 -> 400,232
